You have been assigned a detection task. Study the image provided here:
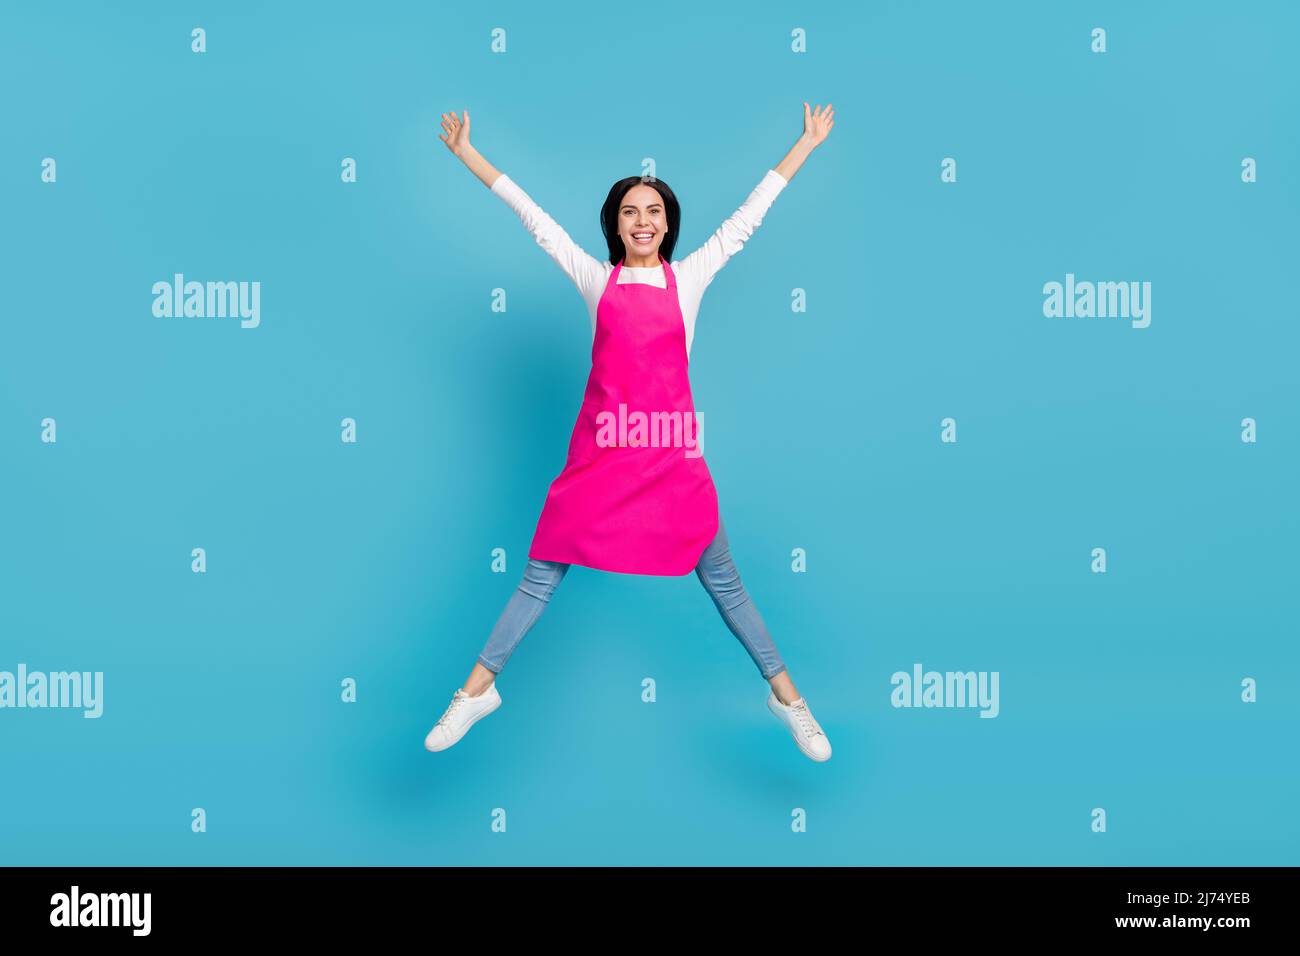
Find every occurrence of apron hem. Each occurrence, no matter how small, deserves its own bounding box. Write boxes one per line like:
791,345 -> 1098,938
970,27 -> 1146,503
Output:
525,552 -> 701,578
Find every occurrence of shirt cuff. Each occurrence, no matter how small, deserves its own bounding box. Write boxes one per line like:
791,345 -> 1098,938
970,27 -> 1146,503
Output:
766,168 -> 789,187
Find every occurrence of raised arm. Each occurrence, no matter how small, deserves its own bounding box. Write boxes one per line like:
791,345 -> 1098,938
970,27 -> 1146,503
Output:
439,109 -> 607,305
676,102 -> 835,291
774,101 -> 834,184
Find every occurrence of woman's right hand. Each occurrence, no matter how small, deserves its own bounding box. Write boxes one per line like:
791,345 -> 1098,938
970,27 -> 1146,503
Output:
439,110 -> 472,157
439,109 -> 502,190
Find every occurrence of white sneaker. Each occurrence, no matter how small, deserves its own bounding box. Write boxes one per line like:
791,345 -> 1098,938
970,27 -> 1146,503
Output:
767,692 -> 831,762
424,683 -> 502,752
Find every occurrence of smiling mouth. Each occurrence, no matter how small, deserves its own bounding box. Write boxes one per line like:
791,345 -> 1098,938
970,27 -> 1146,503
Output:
631,232 -> 656,245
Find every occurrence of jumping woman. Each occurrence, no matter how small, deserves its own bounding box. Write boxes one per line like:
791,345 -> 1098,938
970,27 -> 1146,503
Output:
427,103 -> 836,761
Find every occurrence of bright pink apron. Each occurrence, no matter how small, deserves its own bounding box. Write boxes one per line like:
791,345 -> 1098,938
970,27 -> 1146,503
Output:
528,253 -> 719,575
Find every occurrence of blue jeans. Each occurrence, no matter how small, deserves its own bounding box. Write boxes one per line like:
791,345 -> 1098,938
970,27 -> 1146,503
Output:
476,517 -> 788,680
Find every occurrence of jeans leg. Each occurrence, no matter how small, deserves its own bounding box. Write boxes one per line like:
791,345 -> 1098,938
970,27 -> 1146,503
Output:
477,558 -> 570,674
695,517 -> 788,681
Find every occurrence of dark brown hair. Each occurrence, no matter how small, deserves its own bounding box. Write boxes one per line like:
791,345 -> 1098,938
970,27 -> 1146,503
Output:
600,175 -> 680,265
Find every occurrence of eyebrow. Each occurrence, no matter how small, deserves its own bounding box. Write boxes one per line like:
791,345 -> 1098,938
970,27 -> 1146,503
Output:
621,203 -> 662,210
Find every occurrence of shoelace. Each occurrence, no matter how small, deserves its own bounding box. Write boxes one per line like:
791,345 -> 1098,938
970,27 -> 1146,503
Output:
436,690 -> 468,727
790,700 -> 822,738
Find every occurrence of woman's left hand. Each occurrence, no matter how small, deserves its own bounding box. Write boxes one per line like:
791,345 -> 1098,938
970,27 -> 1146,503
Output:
802,102 -> 835,147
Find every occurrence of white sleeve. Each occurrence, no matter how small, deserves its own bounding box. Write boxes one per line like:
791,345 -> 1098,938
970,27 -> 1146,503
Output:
490,173 -> 609,312
674,169 -> 788,295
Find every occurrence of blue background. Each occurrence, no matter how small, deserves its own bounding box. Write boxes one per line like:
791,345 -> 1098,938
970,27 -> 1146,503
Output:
1,0 -> 1296,865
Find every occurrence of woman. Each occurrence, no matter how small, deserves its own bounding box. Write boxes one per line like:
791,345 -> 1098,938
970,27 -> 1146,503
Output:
427,103 -> 835,761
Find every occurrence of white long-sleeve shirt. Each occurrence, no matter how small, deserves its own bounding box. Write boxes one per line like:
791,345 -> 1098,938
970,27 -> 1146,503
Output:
489,168 -> 788,356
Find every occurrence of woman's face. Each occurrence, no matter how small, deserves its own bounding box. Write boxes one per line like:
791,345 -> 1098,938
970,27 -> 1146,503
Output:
617,183 -> 667,260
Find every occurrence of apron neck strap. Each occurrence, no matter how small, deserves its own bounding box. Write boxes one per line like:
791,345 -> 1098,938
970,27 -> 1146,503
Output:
612,252 -> 675,290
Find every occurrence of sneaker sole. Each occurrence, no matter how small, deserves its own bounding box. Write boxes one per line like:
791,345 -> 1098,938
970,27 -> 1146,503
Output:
425,695 -> 502,752
767,696 -> 832,762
